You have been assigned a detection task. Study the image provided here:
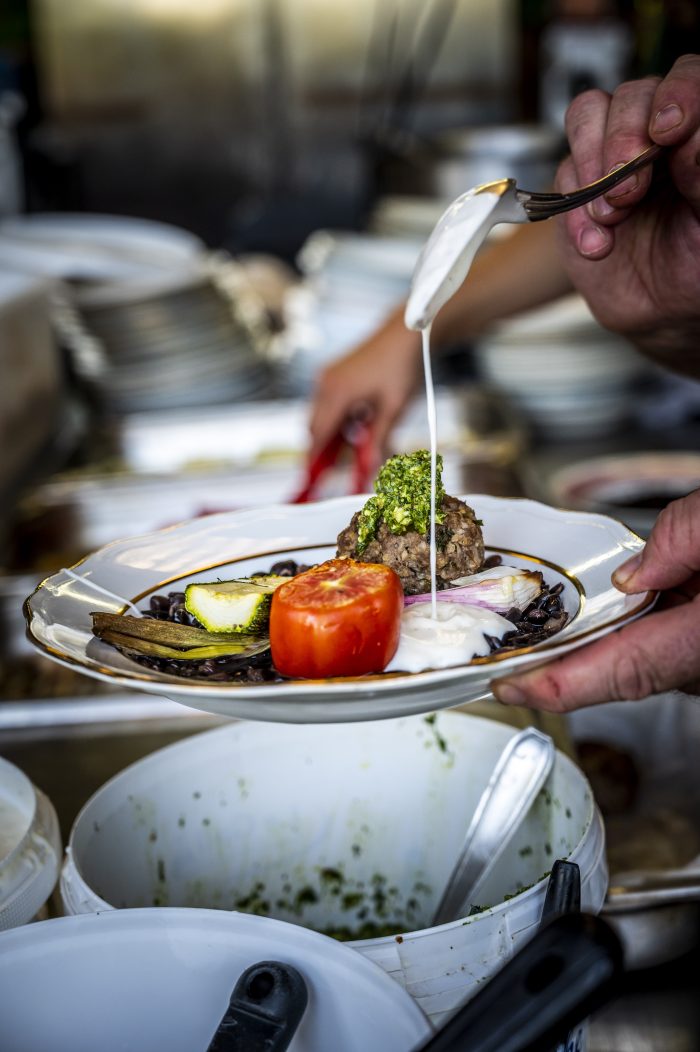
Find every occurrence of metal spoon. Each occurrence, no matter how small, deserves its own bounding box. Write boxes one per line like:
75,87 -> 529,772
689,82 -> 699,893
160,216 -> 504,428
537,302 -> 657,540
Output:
432,727 -> 555,926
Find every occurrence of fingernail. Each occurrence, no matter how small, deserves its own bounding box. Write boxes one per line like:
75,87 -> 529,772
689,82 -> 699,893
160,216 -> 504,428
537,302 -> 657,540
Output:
492,681 -> 526,707
591,196 -> 616,218
652,103 -> 683,134
607,173 -> 638,199
612,552 -> 642,587
579,226 -> 609,256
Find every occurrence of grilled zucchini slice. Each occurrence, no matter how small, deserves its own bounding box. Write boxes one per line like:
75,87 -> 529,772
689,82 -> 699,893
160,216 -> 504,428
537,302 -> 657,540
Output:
184,575 -> 285,633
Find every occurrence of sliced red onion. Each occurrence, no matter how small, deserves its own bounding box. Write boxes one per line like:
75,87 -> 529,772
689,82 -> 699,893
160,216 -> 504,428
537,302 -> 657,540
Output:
404,566 -> 544,612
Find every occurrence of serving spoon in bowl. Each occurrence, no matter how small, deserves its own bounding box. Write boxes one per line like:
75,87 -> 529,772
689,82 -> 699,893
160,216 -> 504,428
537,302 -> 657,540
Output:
432,726 -> 555,926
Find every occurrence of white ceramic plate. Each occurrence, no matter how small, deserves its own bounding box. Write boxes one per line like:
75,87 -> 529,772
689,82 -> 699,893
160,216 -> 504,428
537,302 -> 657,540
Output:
24,495 -> 654,724
0,908 -> 431,1052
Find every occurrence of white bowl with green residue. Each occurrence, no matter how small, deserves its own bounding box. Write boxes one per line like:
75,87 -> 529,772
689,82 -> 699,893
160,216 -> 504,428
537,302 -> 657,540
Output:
60,712 -> 607,1025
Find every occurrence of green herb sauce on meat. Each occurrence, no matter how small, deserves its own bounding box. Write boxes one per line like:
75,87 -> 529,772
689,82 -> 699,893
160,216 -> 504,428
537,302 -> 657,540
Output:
356,450 -> 445,553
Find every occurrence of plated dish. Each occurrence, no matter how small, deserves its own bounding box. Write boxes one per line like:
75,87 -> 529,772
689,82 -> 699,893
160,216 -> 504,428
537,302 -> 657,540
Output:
24,493 -> 654,723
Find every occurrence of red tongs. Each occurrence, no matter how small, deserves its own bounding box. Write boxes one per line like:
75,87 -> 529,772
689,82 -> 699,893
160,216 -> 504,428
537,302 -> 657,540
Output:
292,415 -> 374,503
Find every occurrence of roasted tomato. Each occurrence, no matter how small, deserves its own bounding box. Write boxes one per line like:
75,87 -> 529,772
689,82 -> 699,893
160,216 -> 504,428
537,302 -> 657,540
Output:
269,558 -> 403,678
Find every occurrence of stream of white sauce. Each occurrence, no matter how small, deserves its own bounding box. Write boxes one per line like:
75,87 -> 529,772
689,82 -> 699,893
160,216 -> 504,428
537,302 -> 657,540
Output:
390,184 -> 527,671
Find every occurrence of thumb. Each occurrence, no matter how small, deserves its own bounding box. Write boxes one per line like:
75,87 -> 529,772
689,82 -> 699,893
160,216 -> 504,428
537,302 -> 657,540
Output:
612,489 -> 700,593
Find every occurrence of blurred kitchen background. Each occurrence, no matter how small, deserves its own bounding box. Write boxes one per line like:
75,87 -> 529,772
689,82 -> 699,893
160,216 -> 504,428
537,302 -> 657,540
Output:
2,5 -> 700,1044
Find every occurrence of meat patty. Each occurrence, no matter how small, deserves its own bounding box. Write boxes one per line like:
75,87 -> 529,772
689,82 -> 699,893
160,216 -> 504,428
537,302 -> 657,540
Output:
336,493 -> 484,595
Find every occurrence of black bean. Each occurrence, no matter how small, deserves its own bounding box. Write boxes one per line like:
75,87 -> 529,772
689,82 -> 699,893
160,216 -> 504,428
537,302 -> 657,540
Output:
149,594 -> 170,613
246,667 -> 266,682
269,559 -> 299,576
526,608 -> 548,624
482,554 -> 503,569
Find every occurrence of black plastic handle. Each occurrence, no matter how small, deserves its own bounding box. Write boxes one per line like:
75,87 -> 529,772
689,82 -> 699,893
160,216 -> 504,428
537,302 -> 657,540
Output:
540,859 -> 583,1052
542,859 -> 581,922
416,911 -> 623,1052
206,960 -> 308,1052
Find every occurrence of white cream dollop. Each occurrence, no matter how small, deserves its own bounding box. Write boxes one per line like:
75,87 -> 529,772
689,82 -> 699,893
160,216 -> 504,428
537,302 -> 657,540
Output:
386,601 -> 513,673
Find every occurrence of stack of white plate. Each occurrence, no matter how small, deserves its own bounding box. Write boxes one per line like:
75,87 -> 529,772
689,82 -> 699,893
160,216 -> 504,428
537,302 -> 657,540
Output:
275,230 -> 421,395
473,294 -> 647,440
79,274 -> 271,412
0,214 -> 272,412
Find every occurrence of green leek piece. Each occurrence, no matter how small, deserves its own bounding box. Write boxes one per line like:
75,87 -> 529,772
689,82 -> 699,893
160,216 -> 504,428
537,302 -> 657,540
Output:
91,612 -> 269,662
96,629 -> 270,662
184,575 -> 285,633
91,612 -> 250,647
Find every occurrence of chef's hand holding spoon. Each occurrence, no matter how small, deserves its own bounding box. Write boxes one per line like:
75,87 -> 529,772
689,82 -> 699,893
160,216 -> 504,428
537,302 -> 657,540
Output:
553,53 -> 700,376
492,55 -> 700,711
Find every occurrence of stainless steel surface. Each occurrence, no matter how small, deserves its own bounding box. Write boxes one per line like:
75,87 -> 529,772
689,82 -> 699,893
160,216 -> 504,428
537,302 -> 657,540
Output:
0,693 -> 222,732
515,144 -> 663,221
607,856 -> 700,910
432,726 -> 555,925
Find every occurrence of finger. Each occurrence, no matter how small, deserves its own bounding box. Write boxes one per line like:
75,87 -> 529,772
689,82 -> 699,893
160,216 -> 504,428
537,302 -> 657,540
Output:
599,76 -> 660,212
491,598 -> 700,712
309,374 -> 350,457
561,85 -> 635,226
612,489 -> 700,593
564,88 -> 611,189
649,54 -> 700,146
556,155 -> 614,260
310,380 -> 402,467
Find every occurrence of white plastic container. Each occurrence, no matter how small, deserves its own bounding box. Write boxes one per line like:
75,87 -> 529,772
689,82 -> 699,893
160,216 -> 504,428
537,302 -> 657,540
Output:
0,907 -> 431,1052
0,756 -> 61,929
61,713 -> 607,1024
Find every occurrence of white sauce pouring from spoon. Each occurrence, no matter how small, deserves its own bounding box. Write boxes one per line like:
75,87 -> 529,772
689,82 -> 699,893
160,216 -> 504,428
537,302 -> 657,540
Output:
405,182 -> 527,332
390,182 -> 528,668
